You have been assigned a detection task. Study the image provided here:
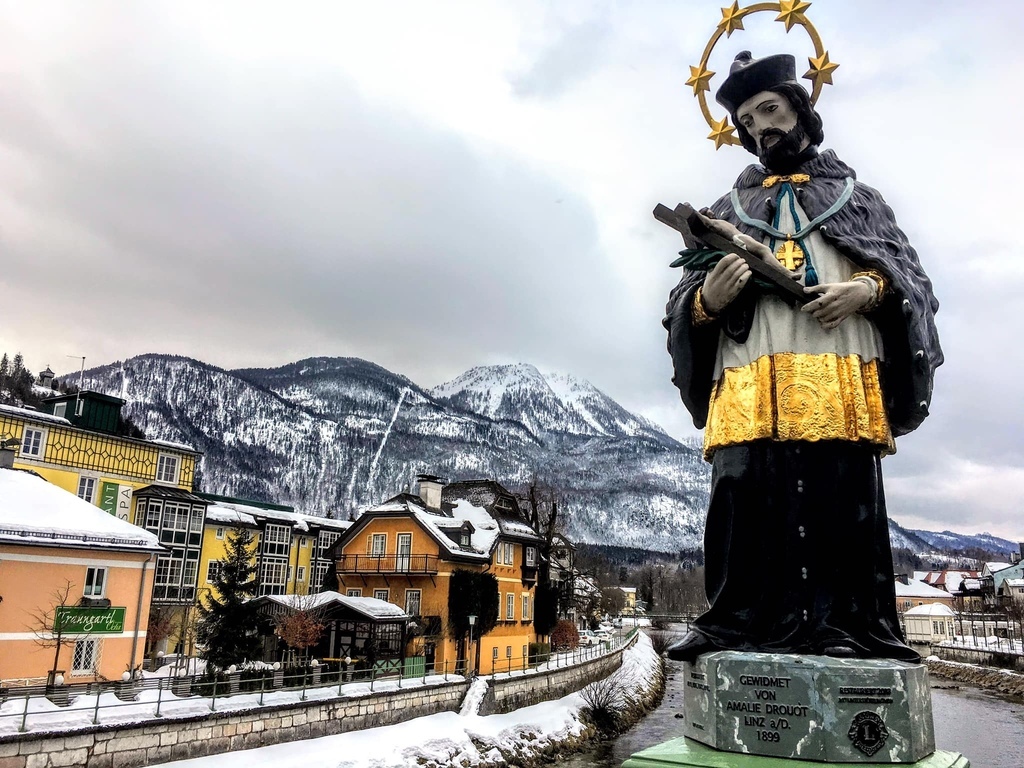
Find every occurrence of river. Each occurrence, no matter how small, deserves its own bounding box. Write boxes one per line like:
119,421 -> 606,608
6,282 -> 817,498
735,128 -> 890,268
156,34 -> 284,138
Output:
562,656 -> 1024,768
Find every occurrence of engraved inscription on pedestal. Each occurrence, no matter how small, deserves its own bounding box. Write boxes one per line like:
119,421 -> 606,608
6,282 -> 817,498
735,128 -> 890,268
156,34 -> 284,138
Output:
682,652 -> 936,763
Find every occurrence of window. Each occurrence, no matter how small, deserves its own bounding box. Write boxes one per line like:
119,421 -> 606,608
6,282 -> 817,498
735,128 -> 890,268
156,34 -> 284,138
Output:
318,531 -> 341,556
312,561 -> 329,591
506,645 -> 512,658
258,558 -> 289,595
156,453 -> 179,484
369,533 -> 387,556
526,547 -> 536,567
405,589 -> 422,616
77,476 -> 97,504
20,427 -> 46,458
522,594 -> 530,620
72,639 -> 100,675
346,589 -> 362,597
506,593 -> 515,620
207,560 -> 222,583
492,647 -> 499,660
215,527 -> 225,540
84,567 -> 107,597
373,588 -> 390,601
262,524 -> 291,556
297,566 -> 306,582
523,645 -> 528,659
53,402 -> 67,418
287,565 -> 293,582
142,500 -> 161,532
460,532 -> 470,547
300,537 -> 308,548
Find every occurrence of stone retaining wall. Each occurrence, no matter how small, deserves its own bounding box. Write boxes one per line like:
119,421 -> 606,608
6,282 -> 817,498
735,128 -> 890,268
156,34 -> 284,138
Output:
926,657 -> 1024,698
0,639 -> 632,768
482,634 -> 636,715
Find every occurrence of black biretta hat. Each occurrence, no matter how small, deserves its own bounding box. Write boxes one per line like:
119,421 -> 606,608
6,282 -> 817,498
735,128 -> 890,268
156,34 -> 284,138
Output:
715,51 -> 799,115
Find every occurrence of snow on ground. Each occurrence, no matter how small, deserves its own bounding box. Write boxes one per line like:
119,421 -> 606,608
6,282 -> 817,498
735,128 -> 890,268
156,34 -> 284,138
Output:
458,678 -> 488,716
0,675 -> 456,736
160,633 -> 659,768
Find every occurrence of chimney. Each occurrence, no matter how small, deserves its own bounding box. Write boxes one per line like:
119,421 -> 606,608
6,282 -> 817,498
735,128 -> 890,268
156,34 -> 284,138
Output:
416,474 -> 444,511
895,573 -> 909,585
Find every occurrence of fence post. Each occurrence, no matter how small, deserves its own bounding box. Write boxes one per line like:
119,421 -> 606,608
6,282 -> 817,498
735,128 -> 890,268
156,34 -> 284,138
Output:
370,667 -> 375,693
301,670 -> 308,702
155,680 -> 164,718
93,684 -> 102,724
259,674 -> 266,706
19,693 -> 30,732
210,678 -> 218,711
338,668 -> 344,696
444,660 -> 448,682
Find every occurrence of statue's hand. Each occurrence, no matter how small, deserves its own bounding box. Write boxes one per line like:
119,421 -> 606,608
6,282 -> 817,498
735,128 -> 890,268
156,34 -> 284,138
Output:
801,281 -> 875,330
697,209 -> 792,279
701,253 -> 750,315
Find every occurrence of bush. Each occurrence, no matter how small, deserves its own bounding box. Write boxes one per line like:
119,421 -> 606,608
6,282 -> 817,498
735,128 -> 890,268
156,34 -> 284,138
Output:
579,676 -> 637,732
647,630 -> 683,656
551,620 -> 580,652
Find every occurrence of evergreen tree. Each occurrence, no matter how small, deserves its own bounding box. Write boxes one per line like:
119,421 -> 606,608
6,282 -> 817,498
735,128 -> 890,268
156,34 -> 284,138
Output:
447,569 -> 499,672
196,527 -> 262,669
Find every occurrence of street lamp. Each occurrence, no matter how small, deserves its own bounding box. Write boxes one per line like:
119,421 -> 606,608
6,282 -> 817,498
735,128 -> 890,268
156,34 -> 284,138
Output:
468,615 -> 477,675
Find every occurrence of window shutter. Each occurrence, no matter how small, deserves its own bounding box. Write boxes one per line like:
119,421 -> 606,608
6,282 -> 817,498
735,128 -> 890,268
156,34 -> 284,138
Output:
366,534 -> 372,555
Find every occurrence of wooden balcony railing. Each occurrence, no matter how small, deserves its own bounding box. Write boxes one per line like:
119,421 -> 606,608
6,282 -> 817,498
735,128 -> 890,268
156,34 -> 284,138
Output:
337,554 -> 439,574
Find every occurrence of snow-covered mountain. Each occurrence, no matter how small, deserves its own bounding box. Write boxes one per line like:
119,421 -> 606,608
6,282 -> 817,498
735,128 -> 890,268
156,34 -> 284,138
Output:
73,354 -> 1012,560
77,355 -> 710,553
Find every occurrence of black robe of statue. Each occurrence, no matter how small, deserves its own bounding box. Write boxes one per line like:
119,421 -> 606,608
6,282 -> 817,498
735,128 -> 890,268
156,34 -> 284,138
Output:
664,149 -> 942,662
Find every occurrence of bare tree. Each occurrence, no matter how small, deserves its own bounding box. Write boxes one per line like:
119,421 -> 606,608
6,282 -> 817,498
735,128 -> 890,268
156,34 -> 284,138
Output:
30,580 -> 78,683
275,596 -> 327,664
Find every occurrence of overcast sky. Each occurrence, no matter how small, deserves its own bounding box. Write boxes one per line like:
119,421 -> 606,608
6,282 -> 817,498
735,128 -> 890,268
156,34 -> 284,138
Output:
2,1 -> 1022,541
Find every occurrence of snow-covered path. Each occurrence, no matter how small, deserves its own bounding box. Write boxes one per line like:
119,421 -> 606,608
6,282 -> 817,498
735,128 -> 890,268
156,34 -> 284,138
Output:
162,633 -> 660,768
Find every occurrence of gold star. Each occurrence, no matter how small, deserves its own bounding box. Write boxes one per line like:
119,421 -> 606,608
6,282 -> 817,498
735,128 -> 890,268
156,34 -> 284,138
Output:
708,115 -> 738,149
804,50 -> 839,87
776,0 -> 812,32
717,1 -> 745,37
685,64 -> 715,96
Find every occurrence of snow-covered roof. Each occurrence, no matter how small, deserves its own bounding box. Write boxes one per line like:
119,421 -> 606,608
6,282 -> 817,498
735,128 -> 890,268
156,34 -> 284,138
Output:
258,591 -> 409,620
0,469 -> 162,552
0,402 -> 71,426
895,578 -> 953,599
905,603 -> 956,617
1004,578 -> 1024,589
205,499 -> 351,534
149,438 -> 199,454
983,562 -> 1013,576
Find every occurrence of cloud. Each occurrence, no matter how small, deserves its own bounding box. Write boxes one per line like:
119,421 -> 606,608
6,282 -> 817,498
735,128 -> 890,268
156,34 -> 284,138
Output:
2,1 -> 1022,541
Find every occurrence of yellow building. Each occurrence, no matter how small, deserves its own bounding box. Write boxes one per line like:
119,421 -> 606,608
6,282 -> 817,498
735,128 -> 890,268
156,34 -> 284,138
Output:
140,493 -> 351,658
0,469 -> 163,686
334,477 -> 543,675
0,392 -> 200,518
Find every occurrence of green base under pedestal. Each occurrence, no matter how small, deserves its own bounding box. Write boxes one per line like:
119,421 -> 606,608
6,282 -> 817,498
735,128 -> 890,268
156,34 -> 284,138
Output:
622,738 -> 969,768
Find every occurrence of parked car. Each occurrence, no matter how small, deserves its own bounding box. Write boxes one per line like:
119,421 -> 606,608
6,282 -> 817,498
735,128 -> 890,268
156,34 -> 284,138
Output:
578,630 -> 599,647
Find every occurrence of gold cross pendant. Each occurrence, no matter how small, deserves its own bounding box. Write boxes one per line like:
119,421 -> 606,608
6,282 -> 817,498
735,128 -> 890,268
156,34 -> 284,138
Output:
775,239 -> 805,271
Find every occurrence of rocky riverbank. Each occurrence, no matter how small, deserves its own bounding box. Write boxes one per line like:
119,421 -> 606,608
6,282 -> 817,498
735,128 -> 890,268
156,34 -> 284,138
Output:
415,633 -> 665,768
926,656 -> 1024,698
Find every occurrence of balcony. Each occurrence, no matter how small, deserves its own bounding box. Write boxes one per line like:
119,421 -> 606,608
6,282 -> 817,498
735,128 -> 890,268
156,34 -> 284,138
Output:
337,554 -> 439,575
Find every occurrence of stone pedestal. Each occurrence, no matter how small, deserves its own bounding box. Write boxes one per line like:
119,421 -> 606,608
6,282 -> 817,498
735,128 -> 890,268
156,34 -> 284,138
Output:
679,652 -> 942,763
622,738 -> 970,767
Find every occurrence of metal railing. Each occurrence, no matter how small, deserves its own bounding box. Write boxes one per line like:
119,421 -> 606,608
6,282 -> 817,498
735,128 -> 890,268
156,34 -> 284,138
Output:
0,629 -> 637,735
336,554 -> 439,574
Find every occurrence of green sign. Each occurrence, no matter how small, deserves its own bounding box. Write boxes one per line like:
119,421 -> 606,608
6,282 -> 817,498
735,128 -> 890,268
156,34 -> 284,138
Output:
54,606 -> 126,634
100,482 -> 119,516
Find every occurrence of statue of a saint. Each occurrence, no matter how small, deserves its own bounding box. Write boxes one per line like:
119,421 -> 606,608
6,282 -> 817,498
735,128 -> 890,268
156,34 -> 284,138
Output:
664,51 -> 942,662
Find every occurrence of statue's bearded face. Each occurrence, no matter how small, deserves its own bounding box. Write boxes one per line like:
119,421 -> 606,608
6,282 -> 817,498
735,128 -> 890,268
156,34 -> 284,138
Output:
736,90 -> 810,172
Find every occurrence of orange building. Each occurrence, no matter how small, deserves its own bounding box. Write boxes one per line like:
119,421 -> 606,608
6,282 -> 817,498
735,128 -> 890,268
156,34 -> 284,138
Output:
0,469 -> 163,686
333,477 -> 543,674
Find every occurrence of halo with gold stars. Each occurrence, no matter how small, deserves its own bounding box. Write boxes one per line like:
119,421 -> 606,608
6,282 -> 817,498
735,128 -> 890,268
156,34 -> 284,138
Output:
686,1 -> 839,149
